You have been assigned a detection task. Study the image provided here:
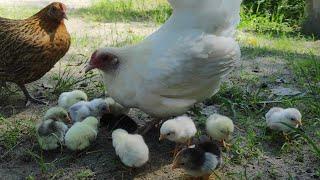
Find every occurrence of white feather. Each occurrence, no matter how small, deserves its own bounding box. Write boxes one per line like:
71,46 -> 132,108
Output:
266,108 -> 302,132
64,117 -> 99,151
112,129 -> 149,167
58,90 -> 88,110
69,98 -> 108,123
206,114 -> 234,141
97,0 -> 241,118
160,115 -> 197,143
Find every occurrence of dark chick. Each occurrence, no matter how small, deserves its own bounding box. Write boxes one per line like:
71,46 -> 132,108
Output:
172,137 -> 222,180
0,2 -> 71,105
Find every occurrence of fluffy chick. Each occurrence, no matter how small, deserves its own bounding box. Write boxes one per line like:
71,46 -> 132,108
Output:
112,129 -> 149,168
206,113 -> 234,148
58,90 -> 88,110
43,106 -> 71,123
159,116 -> 197,155
172,137 -> 222,180
37,119 -> 68,150
105,97 -> 129,116
266,107 -> 302,132
65,116 -> 99,151
69,98 -> 110,123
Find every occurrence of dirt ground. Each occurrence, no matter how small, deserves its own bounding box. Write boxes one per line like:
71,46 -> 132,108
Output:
0,2 -> 319,180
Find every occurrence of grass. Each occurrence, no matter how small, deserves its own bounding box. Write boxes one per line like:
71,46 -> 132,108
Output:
73,0 -> 171,24
0,117 -> 35,149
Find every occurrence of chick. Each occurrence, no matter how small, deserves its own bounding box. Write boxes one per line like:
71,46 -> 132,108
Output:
172,136 -> 222,180
69,98 -> 110,123
112,129 -> 149,168
58,90 -> 88,110
266,107 -> 302,132
64,116 -> 99,151
105,97 -> 129,116
36,119 -> 68,150
206,113 -> 234,148
43,106 -> 71,123
159,116 -> 197,155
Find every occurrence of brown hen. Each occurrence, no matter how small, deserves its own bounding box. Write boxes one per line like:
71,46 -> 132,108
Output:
0,2 -> 71,105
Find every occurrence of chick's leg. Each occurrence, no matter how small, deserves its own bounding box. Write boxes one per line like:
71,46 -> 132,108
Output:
18,84 -> 47,106
222,140 -> 231,150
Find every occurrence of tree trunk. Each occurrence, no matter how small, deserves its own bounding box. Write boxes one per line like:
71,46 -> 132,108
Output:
303,0 -> 320,38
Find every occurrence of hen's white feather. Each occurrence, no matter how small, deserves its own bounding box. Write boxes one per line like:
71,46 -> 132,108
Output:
160,115 -> 197,143
112,129 -> 149,167
97,0 -> 241,118
64,117 -> 99,150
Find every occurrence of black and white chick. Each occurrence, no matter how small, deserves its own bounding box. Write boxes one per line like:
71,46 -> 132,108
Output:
172,136 -> 222,180
36,107 -> 70,150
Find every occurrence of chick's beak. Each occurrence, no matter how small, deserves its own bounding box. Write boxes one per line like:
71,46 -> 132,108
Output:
66,114 -> 72,123
159,134 -> 165,141
297,120 -> 302,126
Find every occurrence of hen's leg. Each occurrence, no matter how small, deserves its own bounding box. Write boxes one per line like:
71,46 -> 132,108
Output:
18,84 -> 47,106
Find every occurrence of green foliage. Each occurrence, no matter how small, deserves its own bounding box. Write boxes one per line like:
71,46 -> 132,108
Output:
241,0 -> 305,34
73,0 -> 172,24
51,55 -> 97,95
0,117 -> 35,149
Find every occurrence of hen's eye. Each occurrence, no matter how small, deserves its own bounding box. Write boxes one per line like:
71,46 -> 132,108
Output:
180,163 -> 185,166
167,133 -> 171,136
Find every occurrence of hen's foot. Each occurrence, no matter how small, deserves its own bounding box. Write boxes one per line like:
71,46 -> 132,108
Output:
18,84 -> 48,106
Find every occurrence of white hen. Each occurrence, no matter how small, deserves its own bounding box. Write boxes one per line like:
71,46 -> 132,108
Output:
58,90 -> 88,110
112,129 -> 149,168
266,107 -> 302,132
64,116 -> 99,151
86,0 -> 241,132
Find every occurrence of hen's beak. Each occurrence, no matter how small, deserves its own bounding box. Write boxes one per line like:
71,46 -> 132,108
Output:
85,64 -> 95,73
62,11 -> 68,20
159,134 -> 165,141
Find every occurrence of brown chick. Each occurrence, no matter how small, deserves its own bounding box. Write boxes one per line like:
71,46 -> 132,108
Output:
0,2 -> 71,105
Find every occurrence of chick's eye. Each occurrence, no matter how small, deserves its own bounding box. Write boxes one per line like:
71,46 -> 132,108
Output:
290,118 -> 296,121
180,163 -> 185,166
167,133 -> 171,136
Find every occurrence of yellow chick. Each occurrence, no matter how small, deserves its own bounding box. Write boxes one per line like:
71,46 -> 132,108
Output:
64,116 -> 99,151
206,113 -> 234,148
58,90 -> 88,110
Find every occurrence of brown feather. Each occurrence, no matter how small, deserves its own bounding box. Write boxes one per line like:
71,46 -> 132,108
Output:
0,2 -> 70,85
